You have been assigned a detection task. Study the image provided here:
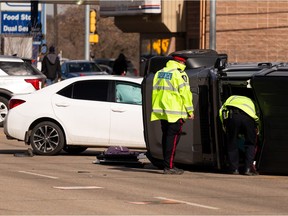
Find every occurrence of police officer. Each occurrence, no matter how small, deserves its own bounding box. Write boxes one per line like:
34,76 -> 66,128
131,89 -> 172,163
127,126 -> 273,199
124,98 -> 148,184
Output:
151,55 -> 194,175
219,95 -> 259,175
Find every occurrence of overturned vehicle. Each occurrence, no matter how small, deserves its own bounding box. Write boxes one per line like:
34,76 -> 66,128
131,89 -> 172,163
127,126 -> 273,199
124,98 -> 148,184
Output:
142,49 -> 288,175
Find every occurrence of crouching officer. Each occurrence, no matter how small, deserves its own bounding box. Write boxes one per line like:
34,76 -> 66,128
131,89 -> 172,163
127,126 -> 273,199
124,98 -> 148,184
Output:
219,95 -> 259,175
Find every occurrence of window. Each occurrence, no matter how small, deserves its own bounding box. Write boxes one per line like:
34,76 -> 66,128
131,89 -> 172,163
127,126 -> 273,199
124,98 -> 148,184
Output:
0,61 -> 41,76
115,81 -> 142,105
68,64 -> 81,73
57,84 -> 73,98
67,62 -> 102,73
58,80 -> 109,102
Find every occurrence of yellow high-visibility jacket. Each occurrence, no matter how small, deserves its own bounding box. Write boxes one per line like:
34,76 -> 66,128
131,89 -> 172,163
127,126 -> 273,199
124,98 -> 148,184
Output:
150,60 -> 194,123
219,95 -> 259,126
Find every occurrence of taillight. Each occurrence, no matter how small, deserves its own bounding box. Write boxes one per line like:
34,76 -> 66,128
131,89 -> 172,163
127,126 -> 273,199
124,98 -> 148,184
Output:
25,79 -> 40,90
9,99 -> 26,109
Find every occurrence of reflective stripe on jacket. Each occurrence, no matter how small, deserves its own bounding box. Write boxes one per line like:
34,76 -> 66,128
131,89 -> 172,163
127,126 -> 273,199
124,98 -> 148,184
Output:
151,60 -> 193,123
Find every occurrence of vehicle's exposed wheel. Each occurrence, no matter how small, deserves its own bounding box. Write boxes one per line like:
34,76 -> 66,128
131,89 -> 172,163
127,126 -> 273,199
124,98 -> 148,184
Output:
63,146 -> 88,154
0,96 -> 9,127
145,151 -> 164,169
30,121 -> 65,155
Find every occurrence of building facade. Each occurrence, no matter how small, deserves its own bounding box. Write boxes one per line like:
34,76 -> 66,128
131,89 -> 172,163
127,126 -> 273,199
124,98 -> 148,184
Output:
108,0 -> 288,63
207,0 -> 288,62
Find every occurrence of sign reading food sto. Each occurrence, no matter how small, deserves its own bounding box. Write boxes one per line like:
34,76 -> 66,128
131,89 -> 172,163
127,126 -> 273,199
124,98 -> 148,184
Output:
1,11 -> 41,34
0,3 -> 42,34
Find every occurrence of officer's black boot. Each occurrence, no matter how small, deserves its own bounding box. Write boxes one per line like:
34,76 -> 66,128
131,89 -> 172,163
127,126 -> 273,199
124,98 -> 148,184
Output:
244,168 -> 259,176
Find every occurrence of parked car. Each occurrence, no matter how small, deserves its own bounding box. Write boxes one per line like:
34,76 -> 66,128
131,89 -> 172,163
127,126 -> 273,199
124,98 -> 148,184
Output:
98,64 -> 113,74
61,60 -> 107,79
94,58 -> 115,68
126,60 -> 139,76
142,49 -> 288,175
60,57 -> 69,65
4,75 -> 145,155
0,55 -> 46,127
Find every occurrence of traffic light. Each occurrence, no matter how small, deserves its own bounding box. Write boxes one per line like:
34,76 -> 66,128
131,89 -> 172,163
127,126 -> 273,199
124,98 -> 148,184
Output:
90,9 -> 97,34
90,34 -> 99,44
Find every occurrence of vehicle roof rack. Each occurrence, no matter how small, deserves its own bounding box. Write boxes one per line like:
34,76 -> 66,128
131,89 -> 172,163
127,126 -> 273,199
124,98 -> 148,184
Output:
257,62 -> 272,68
215,54 -> 228,70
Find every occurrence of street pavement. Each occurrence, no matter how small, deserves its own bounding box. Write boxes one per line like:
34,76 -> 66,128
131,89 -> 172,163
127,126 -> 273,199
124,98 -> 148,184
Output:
1,127 -> 288,215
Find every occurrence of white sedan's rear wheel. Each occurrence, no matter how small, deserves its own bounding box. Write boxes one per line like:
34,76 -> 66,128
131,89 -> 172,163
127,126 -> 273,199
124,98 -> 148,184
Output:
30,121 -> 65,155
0,96 -> 9,127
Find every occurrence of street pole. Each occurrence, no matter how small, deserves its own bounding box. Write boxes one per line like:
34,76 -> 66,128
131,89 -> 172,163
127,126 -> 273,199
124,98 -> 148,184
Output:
85,4 -> 90,60
53,3 -> 58,51
41,3 -> 46,36
30,1 -> 39,65
209,0 -> 216,50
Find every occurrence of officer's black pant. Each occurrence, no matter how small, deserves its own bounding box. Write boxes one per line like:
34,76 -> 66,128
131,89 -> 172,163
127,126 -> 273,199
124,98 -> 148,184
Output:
225,110 -> 257,171
161,119 -> 184,169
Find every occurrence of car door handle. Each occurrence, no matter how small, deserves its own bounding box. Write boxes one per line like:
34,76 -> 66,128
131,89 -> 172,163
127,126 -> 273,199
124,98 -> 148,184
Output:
55,102 -> 69,107
111,108 -> 125,112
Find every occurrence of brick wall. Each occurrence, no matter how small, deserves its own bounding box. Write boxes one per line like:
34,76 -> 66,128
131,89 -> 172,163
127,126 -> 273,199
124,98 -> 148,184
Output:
206,0 -> 288,62
186,1 -> 200,49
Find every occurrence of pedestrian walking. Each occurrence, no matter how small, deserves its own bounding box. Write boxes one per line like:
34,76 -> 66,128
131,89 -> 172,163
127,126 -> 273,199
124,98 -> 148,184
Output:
113,53 -> 128,76
151,54 -> 194,175
219,95 -> 260,175
41,45 -> 61,85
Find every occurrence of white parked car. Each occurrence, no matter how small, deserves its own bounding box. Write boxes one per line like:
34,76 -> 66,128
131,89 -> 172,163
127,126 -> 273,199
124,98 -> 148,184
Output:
0,55 -> 46,127
4,75 -> 145,155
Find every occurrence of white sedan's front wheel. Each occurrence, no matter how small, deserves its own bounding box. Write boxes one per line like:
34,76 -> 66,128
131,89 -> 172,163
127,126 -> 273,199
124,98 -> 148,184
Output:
30,121 -> 65,155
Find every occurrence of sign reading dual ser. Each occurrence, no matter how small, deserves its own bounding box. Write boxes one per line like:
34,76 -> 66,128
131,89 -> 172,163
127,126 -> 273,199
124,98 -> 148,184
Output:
1,11 -> 40,34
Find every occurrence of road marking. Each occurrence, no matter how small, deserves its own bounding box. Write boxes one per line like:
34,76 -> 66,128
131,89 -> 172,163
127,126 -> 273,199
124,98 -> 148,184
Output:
18,171 -> 59,179
129,201 -> 151,205
129,200 -> 180,205
155,197 -> 219,210
53,186 -> 103,190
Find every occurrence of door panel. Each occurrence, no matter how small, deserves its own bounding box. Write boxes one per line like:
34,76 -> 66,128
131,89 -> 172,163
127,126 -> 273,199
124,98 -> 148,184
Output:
110,81 -> 145,148
252,76 -> 288,174
53,94 -> 110,145
53,80 -> 110,146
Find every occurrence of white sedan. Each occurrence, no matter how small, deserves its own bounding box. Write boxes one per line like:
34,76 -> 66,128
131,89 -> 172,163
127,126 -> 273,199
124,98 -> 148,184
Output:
4,75 -> 145,155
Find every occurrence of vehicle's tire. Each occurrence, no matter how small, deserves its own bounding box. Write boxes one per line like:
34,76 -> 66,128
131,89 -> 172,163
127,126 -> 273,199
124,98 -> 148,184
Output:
145,151 -> 164,169
0,96 -> 9,127
63,146 -> 87,154
30,121 -> 65,156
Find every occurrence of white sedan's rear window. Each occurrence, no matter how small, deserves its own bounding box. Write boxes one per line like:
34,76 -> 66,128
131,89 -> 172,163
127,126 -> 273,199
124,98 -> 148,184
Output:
0,61 -> 41,76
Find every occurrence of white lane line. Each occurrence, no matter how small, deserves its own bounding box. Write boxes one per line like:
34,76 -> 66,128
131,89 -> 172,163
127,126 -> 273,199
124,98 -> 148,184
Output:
53,186 -> 103,190
18,171 -> 59,179
155,197 -> 219,210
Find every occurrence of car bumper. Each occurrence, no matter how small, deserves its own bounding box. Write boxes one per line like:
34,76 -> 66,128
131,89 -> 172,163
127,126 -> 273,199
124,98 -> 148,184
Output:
4,110 -> 30,141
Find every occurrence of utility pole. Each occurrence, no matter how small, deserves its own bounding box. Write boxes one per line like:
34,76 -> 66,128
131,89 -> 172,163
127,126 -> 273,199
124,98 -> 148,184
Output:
30,1 -> 41,65
30,1 -> 38,29
209,0 -> 216,50
41,4 -> 46,37
53,3 -> 58,51
85,4 -> 90,60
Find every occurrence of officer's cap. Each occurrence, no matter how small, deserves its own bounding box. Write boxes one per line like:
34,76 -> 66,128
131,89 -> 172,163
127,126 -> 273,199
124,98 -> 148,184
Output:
173,56 -> 186,63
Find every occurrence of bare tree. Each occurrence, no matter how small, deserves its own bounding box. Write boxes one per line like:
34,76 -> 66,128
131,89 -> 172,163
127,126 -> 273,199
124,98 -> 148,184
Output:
46,5 -> 139,68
